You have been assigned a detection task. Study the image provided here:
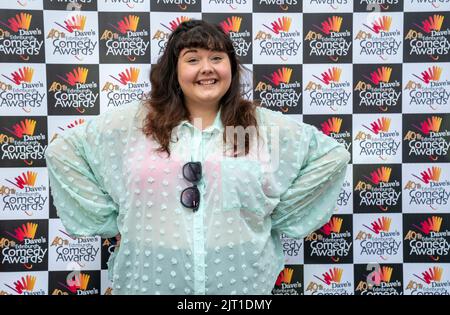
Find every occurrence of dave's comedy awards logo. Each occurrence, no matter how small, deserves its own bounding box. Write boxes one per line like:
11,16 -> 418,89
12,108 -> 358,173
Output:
403,64 -> 450,113
0,117 -> 47,167
304,215 -> 353,263
404,13 -> 450,62
47,64 -> 99,115
0,220 -> 48,271
253,65 -> 302,114
353,115 -> 402,163
303,66 -> 352,114
100,65 -> 150,110
0,65 -> 47,116
354,215 -> 402,262
405,265 -> 450,295
49,220 -> 101,271
99,12 -> 150,63
354,14 -> 403,63
403,165 -> 450,213
3,274 -> 45,295
404,214 -> 450,262
353,65 -> 402,113
403,114 -> 450,163
1,170 -> 48,219
45,12 -> 98,63
203,14 -> 252,64
305,266 -> 353,295
272,266 -> 303,295
303,14 -> 352,63
304,114 -> 352,159
253,14 -> 302,63
0,10 -> 44,62
355,264 -> 403,295
353,165 -> 401,213
49,271 -> 100,295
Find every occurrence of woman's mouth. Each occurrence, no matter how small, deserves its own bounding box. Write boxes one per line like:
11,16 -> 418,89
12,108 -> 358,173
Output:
196,79 -> 217,85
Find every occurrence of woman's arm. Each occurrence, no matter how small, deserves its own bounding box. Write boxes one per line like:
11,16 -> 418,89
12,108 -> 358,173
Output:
271,123 -> 351,239
45,118 -> 119,238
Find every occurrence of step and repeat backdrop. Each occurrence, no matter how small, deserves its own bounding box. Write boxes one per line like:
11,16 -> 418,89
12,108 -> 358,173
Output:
1,0 -> 450,295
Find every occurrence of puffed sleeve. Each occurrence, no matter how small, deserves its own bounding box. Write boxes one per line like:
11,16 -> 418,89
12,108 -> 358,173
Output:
271,123 -> 350,239
44,117 -> 119,238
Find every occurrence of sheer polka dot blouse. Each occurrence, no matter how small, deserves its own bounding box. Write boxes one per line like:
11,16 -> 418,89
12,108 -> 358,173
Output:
44,100 -> 350,295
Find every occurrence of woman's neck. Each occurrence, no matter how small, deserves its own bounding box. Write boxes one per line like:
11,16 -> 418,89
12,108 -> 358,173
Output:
185,103 -> 220,131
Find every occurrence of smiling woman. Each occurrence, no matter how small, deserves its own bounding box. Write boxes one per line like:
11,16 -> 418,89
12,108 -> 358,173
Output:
45,19 -> 350,295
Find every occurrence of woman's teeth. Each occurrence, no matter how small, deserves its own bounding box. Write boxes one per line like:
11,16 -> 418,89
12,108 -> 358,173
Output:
197,80 -> 216,85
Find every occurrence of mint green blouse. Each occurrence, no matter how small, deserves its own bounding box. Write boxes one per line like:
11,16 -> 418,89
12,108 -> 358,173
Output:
44,100 -> 350,295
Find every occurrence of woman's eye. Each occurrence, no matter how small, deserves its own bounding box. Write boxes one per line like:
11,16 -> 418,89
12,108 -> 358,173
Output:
187,59 -> 197,63
212,56 -> 223,61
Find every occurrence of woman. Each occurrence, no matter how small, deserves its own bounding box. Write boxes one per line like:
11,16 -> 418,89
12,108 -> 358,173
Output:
45,20 -> 350,295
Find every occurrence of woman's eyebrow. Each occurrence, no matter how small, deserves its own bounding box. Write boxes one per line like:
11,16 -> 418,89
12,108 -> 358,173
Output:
182,49 -> 198,56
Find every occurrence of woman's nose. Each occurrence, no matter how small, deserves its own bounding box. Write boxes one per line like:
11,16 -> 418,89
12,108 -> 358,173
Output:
199,59 -> 214,73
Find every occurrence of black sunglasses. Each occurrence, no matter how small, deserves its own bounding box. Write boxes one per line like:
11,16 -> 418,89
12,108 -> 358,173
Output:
180,162 -> 202,212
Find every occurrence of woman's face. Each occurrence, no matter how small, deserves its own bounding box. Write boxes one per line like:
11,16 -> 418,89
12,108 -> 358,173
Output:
177,47 -> 232,110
